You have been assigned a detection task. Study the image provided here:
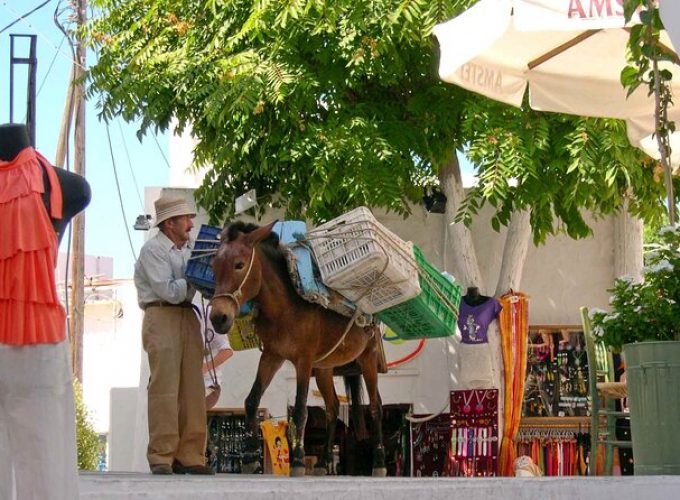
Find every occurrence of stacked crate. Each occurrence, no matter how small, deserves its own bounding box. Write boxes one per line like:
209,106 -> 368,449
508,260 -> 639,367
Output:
307,207 -> 421,314
186,224 -> 221,299
377,246 -> 462,340
308,207 -> 462,340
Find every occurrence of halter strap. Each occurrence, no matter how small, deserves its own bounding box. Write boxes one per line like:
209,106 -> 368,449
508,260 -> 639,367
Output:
210,244 -> 257,311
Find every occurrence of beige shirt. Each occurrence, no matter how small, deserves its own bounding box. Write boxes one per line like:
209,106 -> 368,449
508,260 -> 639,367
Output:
134,231 -> 195,307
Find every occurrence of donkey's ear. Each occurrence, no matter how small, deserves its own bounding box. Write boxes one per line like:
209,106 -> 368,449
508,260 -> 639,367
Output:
245,219 -> 278,246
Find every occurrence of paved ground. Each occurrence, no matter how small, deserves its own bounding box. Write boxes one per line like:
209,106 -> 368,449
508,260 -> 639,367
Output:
79,472 -> 680,500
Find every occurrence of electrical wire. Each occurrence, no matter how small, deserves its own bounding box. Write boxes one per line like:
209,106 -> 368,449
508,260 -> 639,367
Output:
152,132 -> 172,169
0,0 -> 52,35
105,122 -> 138,261
117,119 -> 145,211
35,35 -> 66,97
53,0 -> 75,61
0,0 -> 82,68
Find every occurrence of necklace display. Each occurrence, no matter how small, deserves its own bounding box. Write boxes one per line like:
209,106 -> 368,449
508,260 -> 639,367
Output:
450,389 -> 499,477
523,330 -> 590,417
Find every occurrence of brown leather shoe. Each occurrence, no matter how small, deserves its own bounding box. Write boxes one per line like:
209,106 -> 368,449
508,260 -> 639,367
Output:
172,461 -> 215,475
150,463 -> 173,475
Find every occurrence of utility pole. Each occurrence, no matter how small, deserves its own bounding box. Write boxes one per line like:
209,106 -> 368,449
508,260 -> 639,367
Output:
69,0 -> 87,382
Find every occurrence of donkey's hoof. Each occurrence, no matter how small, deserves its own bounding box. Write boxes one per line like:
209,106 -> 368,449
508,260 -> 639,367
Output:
291,466 -> 306,477
313,465 -> 328,476
241,461 -> 262,474
372,467 -> 387,477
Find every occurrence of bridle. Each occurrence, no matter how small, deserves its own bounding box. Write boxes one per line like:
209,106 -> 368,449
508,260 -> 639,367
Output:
210,244 -> 257,312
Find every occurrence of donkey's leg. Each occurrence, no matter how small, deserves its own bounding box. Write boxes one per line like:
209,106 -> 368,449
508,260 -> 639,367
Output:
357,341 -> 386,477
313,368 -> 339,476
290,358 -> 313,477
242,350 -> 284,474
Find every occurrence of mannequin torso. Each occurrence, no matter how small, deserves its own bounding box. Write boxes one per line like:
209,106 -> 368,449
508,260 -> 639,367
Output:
0,123 -> 91,243
463,286 -> 491,307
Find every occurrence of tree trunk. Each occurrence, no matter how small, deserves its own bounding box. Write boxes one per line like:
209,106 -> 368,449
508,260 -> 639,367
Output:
494,210 -> 532,296
438,155 -> 484,292
614,200 -> 644,283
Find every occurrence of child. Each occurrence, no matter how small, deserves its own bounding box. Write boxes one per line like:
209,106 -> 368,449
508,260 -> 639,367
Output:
203,331 -> 233,410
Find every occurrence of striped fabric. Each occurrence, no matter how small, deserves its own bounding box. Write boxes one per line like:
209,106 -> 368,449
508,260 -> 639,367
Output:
497,291 -> 529,475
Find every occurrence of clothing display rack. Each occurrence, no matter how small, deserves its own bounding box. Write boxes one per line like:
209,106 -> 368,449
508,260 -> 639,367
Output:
516,417 -> 590,476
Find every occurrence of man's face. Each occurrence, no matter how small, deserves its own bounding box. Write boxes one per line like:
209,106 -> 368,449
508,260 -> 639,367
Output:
165,214 -> 194,246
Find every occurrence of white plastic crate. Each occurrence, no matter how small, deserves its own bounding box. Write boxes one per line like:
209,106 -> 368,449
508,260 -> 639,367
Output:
307,207 -> 421,314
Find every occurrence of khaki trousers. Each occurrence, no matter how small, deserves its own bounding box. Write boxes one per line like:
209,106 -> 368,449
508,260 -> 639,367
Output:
142,306 -> 206,467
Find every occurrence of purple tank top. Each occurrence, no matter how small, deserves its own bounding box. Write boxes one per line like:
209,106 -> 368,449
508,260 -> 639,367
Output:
457,298 -> 502,344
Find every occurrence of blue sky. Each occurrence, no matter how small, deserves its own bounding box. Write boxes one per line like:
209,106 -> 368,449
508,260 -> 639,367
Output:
1,1 -> 169,278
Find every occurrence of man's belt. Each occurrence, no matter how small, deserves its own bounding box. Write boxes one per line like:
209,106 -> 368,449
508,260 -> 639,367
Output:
141,301 -> 194,311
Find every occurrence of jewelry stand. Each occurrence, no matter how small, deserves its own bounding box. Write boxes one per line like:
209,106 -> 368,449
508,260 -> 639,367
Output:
450,389 -> 499,477
410,414 -> 454,477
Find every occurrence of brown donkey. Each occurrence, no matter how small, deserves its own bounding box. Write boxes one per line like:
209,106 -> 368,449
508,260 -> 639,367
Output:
209,220 -> 386,477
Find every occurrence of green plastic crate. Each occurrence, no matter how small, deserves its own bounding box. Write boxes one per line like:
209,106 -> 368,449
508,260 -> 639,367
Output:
377,246 -> 462,340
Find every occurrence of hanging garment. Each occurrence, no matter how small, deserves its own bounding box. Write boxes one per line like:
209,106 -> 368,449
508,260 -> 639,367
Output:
497,291 -> 530,476
457,298 -> 502,344
0,147 -> 65,345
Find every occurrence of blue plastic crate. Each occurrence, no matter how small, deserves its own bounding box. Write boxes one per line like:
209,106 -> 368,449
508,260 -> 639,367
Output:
186,224 -> 222,298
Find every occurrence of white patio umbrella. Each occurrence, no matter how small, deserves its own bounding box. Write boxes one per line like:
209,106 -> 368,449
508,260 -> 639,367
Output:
433,0 -> 680,221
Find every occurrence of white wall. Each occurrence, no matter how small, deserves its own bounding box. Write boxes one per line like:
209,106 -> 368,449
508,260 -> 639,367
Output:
82,281 -> 143,435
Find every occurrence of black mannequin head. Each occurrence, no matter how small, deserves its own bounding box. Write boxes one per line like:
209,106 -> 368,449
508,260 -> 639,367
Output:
0,123 -> 31,161
463,286 -> 490,306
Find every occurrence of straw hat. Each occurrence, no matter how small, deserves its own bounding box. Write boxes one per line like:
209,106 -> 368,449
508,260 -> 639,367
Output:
154,194 -> 196,226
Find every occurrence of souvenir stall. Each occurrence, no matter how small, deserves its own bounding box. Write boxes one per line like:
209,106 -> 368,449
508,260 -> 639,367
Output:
408,295 -> 604,478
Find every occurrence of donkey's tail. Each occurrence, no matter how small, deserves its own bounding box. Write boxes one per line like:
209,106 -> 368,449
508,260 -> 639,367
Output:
344,374 -> 368,440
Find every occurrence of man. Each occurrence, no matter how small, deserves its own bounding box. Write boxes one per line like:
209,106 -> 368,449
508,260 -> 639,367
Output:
134,193 -> 213,475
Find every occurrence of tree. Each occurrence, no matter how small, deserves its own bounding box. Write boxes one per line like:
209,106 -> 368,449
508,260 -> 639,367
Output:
85,0 -> 668,294
74,380 -> 101,470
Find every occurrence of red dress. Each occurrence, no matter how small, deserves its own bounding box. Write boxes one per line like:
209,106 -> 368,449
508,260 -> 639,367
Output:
0,147 -> 66,344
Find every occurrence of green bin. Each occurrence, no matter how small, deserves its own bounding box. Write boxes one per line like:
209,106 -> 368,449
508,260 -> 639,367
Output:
377,246 -> 462,340
623,341 -> 680,475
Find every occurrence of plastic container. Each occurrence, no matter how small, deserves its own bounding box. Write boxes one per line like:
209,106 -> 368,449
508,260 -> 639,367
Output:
307,207 -> 420,314
377,246 -> 462,340
228,313 -> 260,351
186,224 -> 222,298
274,221 -> 369,322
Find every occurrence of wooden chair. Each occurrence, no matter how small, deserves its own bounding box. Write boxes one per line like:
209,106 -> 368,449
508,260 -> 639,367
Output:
580,307 -> 632,475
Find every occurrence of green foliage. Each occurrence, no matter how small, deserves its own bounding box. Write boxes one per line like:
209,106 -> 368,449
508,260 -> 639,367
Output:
85,0 -> 666,242
622,0 -> 677,220
459,96 -> 666,243
590,226 -> 680,350
74,379 -> 101,471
